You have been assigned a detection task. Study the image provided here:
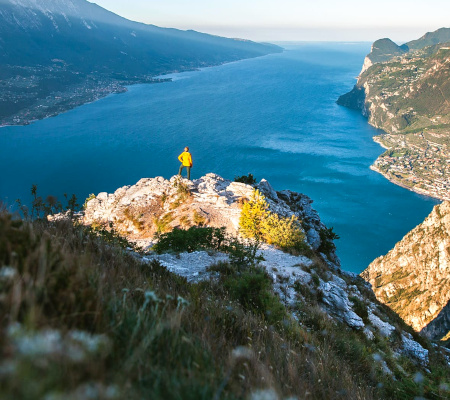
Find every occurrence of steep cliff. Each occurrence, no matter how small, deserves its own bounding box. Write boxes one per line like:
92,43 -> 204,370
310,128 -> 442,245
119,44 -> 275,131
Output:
361,201 -> 450,341
337,28 -> 450,200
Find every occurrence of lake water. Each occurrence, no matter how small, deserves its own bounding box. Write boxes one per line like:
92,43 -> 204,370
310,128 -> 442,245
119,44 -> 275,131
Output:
0,42 -> 439,273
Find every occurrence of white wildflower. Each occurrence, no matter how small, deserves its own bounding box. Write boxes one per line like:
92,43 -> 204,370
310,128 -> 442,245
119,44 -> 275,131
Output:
249,388 -> 279,400
0,266 -> 17,281
231,346 -> 253,360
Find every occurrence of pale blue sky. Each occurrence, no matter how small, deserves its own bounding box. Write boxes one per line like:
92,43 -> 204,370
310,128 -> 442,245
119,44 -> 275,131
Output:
93,0 -> 449,42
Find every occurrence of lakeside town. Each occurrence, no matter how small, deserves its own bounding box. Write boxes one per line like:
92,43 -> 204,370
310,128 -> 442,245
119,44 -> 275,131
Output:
0,63 -> 166,127
372,131 -> 450,201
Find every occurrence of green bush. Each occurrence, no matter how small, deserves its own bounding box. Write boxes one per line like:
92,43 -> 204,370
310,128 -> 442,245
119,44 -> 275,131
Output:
318,227 -> 340,256
349,296 -> 370,324
225,238 -> 264,269
153,226 -> 226,254
83,193 -> 96,209
239,190 -> 269,240
261,213 -> 306,253
220,265 -> 286,325
234,173 -> 257,185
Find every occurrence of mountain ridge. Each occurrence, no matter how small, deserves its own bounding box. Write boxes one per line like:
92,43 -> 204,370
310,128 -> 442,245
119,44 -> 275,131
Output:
0,0 -> 282,126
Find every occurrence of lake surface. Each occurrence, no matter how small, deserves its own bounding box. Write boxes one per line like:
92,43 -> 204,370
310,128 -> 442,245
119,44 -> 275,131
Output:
0,42 -> 439,273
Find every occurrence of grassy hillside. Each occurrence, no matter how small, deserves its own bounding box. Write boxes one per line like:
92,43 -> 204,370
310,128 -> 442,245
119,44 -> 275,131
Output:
1,207 -> 449,399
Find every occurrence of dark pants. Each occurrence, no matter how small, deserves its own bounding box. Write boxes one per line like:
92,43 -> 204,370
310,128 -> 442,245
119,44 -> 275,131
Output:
178,165 -> 191,180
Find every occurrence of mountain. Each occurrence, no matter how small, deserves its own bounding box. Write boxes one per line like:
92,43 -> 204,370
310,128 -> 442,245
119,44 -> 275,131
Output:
0,0 -> 282,125
2,173 -> 449,399
359,38 -> 408,74
358,28 -> 450,75
337,28 -> 450,200
407,27 -> 450,50
361,201 -> 450,341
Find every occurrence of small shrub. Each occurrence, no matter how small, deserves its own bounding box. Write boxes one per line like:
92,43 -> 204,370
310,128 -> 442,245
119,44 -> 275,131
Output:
83,193 -> 96,209
349,296 -> 369,324
311,273 -> 320,287
239,190 -> 269,240
222,266 -> 286,325
317,227 -> 340,256
153,212 -> 175,233
239,190 -> 309,254
261,213 -> 306,253
192,210 -> 206,226
153,226 -> 226,254
226,238 -> 264,269
234,173 -> 257,185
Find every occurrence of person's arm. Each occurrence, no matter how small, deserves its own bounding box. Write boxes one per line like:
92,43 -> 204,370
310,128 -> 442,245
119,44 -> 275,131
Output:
188,153 -> 193,167
178,153 -> 183,163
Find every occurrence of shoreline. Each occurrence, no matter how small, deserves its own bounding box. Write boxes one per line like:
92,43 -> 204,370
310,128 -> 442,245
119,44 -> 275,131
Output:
1,52 -> 281,129
369,162 -> 443,202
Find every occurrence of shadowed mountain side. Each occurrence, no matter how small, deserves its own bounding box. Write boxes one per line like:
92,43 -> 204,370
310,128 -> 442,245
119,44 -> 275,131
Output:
422,299 -> 450,342
361,201 -> 450,341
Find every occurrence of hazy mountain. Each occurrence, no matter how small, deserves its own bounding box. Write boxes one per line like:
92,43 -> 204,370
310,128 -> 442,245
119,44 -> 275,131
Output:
0,0 -> 280,74
407,27 -> 450,50
0,0 -> 282,125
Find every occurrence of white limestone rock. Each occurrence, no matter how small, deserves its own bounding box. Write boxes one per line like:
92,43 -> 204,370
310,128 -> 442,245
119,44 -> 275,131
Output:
319,281 -> 365,330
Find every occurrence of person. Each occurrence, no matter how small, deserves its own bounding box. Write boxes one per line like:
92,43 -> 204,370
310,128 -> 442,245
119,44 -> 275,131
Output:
178,146 -> 193,180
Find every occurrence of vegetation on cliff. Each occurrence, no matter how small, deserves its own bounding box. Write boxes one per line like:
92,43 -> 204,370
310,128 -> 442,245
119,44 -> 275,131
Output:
337,27 -> 450,200
1,181 -> 450,399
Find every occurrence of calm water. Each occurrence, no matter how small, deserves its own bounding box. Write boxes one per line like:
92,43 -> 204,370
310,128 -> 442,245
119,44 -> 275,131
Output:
0,42 -> 439,273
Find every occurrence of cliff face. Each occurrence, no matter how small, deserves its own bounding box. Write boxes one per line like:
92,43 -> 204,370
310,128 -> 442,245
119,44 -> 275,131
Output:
337,28 -> 450,200
359,38 -> 407,75
361,201 -> 450,340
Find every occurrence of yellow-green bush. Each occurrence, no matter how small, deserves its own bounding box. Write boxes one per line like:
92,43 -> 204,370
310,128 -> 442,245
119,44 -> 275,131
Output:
262,213 -> 305,251
239,190 -> 269,240
239,190 -> 306,252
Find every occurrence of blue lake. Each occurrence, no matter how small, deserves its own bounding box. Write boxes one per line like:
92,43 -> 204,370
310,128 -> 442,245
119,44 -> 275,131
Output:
0,42 -> 439,273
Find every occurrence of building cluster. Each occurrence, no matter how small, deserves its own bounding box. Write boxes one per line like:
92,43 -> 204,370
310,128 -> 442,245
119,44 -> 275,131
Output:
374,133 -> 450,200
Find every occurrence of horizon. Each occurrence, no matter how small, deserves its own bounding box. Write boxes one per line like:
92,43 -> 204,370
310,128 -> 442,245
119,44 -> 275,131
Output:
92,0 -> 449,43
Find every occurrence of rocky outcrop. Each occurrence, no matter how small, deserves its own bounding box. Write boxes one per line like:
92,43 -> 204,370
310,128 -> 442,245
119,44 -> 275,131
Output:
82,173 -> 333,260
361,201 -> 450,341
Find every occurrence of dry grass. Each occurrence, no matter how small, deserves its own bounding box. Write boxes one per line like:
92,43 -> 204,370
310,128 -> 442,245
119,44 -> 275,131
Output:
0,211 -> 448,400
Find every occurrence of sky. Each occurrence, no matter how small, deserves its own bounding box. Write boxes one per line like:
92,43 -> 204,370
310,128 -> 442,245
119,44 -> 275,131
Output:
92,0 -> 450,43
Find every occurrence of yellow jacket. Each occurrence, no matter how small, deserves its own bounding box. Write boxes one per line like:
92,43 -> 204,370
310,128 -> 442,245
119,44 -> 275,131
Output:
178,151 -> 193,167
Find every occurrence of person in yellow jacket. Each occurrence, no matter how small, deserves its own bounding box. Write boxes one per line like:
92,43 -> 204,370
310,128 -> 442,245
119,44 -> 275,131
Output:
178,146 -> 193,180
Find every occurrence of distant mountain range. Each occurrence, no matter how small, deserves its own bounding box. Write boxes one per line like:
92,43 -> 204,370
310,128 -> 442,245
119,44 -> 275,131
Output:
358,27 -> 450,74
0,0 -> 282,125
